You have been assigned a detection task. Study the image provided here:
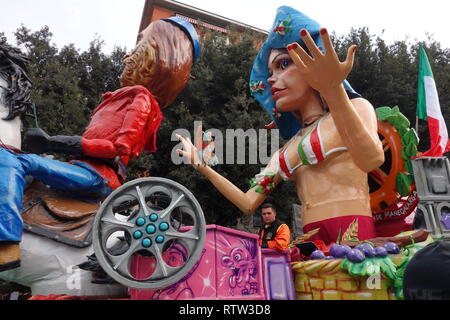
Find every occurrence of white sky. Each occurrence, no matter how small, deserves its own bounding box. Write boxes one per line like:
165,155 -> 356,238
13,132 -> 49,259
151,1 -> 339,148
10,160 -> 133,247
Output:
1,0 -> 449,54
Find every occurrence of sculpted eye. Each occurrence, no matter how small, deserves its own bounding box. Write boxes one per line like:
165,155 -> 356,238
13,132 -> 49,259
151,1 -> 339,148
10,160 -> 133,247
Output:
279,59 -> 291,70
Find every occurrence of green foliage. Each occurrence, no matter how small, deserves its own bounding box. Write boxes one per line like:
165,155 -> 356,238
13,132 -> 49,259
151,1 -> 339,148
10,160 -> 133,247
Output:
376,106 -> 418,196
3,25 -> 449,228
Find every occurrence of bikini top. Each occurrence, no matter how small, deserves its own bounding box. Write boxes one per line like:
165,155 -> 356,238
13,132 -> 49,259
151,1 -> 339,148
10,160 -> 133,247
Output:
278,114 -> 348,181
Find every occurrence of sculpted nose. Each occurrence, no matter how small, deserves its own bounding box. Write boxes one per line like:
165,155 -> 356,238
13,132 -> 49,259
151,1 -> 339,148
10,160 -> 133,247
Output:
267,74 -> 276,86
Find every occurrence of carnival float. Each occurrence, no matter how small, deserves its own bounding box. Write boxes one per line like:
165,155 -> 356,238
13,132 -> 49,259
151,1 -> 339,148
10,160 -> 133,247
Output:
0,7 -> 449,301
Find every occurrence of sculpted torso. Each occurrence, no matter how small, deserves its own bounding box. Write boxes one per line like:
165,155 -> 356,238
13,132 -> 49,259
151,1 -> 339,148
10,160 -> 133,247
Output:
282,113 -> 372,225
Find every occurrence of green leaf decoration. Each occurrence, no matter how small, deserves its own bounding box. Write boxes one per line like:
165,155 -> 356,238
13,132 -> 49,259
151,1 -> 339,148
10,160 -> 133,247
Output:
401,128 -> 419,147
403,143 -> 418,160
255,186 -> 265,194
405,159 -> 414,175
379,257 -> 398,281
375,107 -> 393,121
396,172 -> 413,196
340,257 -> 398,282
376,106 -> 418,195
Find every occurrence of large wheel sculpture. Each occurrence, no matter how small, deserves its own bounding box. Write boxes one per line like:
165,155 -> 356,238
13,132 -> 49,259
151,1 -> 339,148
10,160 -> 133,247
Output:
369,119 -> 405,212
93,177 -> 206,289
369,106 -> 418,213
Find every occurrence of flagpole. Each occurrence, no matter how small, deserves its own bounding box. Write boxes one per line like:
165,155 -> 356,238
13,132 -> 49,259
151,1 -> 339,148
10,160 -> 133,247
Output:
415,115 -> 419,134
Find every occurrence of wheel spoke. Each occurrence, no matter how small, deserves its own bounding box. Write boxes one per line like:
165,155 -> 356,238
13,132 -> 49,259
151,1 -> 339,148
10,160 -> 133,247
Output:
109,241 -> 140,271
147,263 -> 183,281
166,231 -> 199,254
160,193 -> 185,220
166,230 -> 199,241
146,244 -> 184,280
154,244 -> 168,277
136,186 -> 150,216
369,168 -> 388,186
101,217 -> 134,229
381,139 -> 390,152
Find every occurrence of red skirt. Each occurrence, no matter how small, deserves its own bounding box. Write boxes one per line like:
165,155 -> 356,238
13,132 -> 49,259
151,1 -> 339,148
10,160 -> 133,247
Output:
303,215 -> 376,245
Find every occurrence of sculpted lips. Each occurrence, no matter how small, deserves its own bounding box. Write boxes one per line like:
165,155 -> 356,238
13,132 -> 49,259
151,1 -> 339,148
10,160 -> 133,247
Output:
270,87 -> 285,98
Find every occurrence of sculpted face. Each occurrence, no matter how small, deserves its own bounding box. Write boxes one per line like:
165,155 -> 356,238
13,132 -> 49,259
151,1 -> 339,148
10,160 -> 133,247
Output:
267,49 -> 315,112
120,20 -> 194,108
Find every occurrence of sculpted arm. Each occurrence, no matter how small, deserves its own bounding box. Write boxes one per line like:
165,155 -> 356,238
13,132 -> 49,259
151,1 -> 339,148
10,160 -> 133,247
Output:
325,93 -> 384,172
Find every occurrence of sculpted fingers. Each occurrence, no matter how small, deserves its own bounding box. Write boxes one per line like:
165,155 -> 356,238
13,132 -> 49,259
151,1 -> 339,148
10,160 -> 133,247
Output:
319,28 -> 337,58
176,134 -> 199,165
287,43 -> 308,71
176,149 -> 188,158
343,45 -> 357,74
176,134 -> 193,151
195,125 -> 203,151
300,29 -> 323,58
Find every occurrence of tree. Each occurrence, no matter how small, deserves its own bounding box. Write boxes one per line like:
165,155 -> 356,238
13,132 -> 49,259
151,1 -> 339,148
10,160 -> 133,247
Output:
13,26 -> 87,136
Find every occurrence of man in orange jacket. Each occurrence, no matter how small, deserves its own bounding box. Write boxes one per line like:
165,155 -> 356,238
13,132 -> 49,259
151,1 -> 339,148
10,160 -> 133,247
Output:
258,203 -> 291,251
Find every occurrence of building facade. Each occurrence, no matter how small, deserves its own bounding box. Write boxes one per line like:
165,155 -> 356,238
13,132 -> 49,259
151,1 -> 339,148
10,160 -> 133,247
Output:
139,0 -> 268,47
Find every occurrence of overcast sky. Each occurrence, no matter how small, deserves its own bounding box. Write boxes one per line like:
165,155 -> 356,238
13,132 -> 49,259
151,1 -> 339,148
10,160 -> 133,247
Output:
1,0 -> 449,54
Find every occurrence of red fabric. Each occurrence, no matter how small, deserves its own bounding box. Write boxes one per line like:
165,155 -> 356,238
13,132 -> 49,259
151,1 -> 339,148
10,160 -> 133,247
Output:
303,215 -> 376,245
375,218 -> 413,237
279,151 -> 292,179
414,117 -> 450,158
310,126 -> 324,162
77,85 -> 164,189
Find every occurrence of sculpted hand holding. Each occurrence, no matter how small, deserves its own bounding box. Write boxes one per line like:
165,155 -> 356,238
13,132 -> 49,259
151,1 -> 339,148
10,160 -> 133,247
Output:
176,125 -> 203,169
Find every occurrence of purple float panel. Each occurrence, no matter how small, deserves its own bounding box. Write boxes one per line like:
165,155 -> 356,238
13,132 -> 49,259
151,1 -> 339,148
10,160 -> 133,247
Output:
129,225 -> 266,300
261,249 -> 296,300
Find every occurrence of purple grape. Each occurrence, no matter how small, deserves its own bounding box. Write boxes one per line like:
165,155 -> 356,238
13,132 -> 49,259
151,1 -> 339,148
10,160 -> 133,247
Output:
342,245 -> 352,256
310,250 -> 326,260
375,246 -> 388,257
330,244 -> 352,258
346,249 -> 366,263
357,243 -> 376,258
329,244 -> 344,258
383,242 -> 400,254
329,244 -> 340,255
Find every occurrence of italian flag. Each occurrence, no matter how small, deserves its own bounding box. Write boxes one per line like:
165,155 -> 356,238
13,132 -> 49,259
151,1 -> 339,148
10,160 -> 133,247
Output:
416,46 -> 450,157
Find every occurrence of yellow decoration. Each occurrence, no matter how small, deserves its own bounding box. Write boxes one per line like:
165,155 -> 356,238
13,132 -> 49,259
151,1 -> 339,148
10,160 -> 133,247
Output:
292,259 -> 398,300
